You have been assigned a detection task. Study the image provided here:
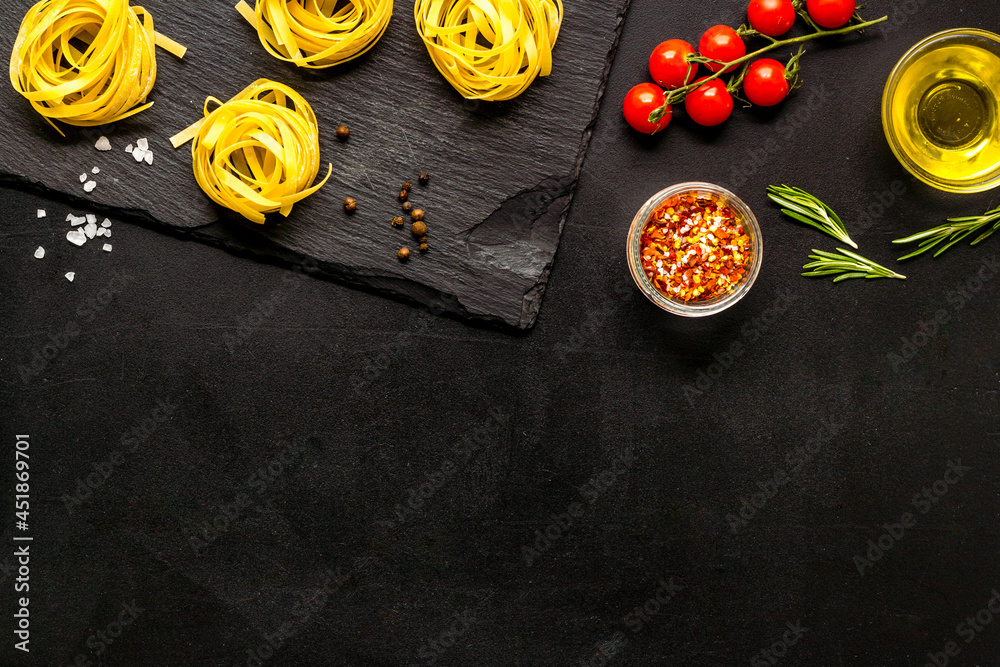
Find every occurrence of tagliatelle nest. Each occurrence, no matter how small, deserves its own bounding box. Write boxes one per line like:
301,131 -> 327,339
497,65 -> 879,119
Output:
235,0 -> 392,69
414,0 -> 563,101
9,0 -> 185,135
170,80 -> 332,225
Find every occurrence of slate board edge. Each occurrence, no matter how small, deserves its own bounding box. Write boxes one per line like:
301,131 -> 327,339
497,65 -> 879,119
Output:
0,0 -> 634,332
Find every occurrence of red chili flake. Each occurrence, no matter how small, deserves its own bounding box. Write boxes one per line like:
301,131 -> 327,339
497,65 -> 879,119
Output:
639,193 -> 753,302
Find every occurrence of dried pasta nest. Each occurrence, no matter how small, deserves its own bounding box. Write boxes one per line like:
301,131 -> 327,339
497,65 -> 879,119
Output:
236,0 -> 392,69
414,0 -> 563,101
9,0 -> 185,134
170,80 -> 332,225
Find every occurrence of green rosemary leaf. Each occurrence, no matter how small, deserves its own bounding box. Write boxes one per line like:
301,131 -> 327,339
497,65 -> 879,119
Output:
894,205 -> 1000,259
767,185 -> 858,248
802,248 -> 905,282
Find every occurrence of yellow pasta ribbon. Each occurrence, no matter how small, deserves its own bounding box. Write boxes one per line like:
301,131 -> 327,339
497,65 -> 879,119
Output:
235,0 -> 392,69
414,0 -> 562,101
170,80 -> 332,225
9,0 -> 186,136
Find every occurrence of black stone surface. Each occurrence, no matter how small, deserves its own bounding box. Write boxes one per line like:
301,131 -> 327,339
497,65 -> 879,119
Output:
0,0 -> 629,329
2,0 -> 1000,666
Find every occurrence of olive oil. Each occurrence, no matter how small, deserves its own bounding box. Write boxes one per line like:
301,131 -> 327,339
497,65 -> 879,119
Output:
889,40 -> 1000,187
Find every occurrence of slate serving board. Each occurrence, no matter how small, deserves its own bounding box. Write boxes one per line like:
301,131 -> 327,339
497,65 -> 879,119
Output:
0,0 -> 630,329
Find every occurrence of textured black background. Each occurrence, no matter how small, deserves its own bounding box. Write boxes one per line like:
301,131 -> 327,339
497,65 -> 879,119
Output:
2,0 -> 1000,665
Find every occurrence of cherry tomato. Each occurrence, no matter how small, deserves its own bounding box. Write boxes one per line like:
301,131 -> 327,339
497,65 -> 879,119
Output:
743,59 -> 790,106
806,0 -> 855,29
649,39 -> 697,90
698,26 -> 746,74
747,0 -> 796,37
623,83 -> 672,134
684,77 -> 733,127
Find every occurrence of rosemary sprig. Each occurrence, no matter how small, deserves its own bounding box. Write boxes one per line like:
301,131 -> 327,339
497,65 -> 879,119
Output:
803,248 -> 906,282
767,185 -> 858,249
892,204 -> 1000,260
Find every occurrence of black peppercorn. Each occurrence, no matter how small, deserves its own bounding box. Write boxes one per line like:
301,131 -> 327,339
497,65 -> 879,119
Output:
419,243 -> 429,253
418,235 -> 428,244
402,201 -> 413,213
418,172 -> 430,185
398,247 -> 410,261
402,182 -> 413,191
344,197 -> 357,213
412,221 -> 427,237
336,125 -> 350,140
398,190 -> 409,202
411,209 -> 425,222
392,216 -> 404,228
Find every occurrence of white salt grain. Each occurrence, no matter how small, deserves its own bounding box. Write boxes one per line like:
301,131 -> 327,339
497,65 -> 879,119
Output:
103,230 -> 111,238
66,229 -> 87,246
79,174 -> 87,183
34,246 -> 44,259
65,272 -> 75,282
86,214 -> 97,224
102,244 -> 112,253
136,137 -> 149,151
36,209 -> 46,218
101,219 -> 111,228
96,228 -> 109,238
92,167 -> 100,175
69,215 -> 86,226
66,213 -> 74,221
84,222 -> 98,239
83,180 -> 97,193
144,151 -> 153,165
132,147 -> 146,162
95,136 -> 111,151
125,143 -> 134,153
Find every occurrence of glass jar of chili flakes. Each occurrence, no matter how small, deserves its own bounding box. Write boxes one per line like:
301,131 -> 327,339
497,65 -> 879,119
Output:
627,183 -> 763,316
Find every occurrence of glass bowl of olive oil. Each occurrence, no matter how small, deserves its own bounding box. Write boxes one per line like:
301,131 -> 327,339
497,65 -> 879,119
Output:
883,28 -> 1000,193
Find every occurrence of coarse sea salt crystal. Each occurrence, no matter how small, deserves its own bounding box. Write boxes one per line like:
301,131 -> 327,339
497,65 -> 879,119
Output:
136,137 -> 149,151
125,143 -> 133,153
69,215 -> 86,226
96,228 -> 109,238
36,209 -> 45,218
95,136 -> 111,151
34,246 -> 44,259
92,167 -> 100,175
132,147 -> 146,162
65,272 -> 75,282
84,222 -> 98,239
83,180 -> 97,193
79,174 -> 87,183
86,214 -> 97,224
144,151 -> 153,165
102,244 -> 112,253
101,219 -> 111,228
66,229 -> 87,246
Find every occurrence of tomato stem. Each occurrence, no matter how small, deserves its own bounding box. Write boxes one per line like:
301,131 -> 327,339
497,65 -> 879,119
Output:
648,14 -> 888,124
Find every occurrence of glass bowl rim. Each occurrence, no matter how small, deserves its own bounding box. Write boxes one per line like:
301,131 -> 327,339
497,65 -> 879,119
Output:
881,27 -> 1000,194
626,182 -> 763,317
